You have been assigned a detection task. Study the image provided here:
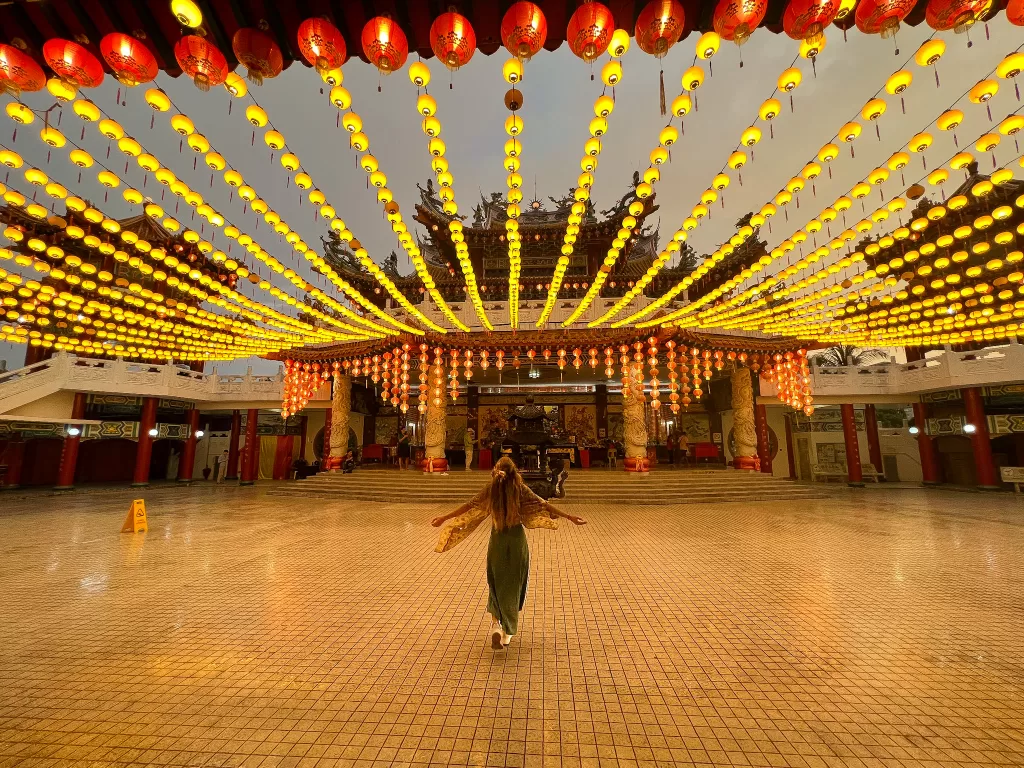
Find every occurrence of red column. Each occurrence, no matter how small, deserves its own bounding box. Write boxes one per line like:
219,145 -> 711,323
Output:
840,404 -> 864,487
273,435 -> 293,480
226,409 -> 241,480
240,408 -> 259,485
963,387 -> 999,489
132,396 -> 158,487
56,392 -> 88,490
784,414 -> 797,480
2,437 -> 26,489
912,402 -> 942,485
177,408 -> 199,483
298,415 -> 308,461
754,403 -> 772,474
863,403 -> 884,477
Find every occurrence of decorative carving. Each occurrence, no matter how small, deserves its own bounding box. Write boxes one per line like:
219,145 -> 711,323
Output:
622,386 -> 648,466
328,375 -> 351,470
423,391 -> 448,471
731,365 -> 759,470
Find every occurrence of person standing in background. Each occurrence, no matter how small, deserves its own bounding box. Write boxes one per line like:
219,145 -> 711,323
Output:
216,450 -> 229,483
464,427 -> 476,471
397,427 -> 411,471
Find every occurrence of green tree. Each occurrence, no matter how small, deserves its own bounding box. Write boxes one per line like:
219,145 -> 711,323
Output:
811,344 -> 888,367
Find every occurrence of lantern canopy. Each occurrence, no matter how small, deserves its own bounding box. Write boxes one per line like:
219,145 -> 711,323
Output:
855,0 -> 917,37
42,39 -> 104,92
713,0 -> 768,44
501,2 -> 548,60
174,35 -> 228,91
430,10 -> 476,71
635,0 -> 686,57
297,18 -> 347,74
783,0 -> 839,42
567,1 -> 614,62
232,28 -> 283,84
0,44 -> 46,97
925,0 -> 992,33
361,16 -> 409,75
99,33 -> 158,87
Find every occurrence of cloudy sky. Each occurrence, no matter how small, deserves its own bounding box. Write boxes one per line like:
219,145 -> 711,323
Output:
2,18 -> 1021,374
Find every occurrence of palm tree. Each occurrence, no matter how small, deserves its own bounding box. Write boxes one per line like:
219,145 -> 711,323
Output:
811,344 -> 888,367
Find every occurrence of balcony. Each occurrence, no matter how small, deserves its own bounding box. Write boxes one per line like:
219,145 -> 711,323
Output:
759,342 -> 1024,403
0,353 -> 325,415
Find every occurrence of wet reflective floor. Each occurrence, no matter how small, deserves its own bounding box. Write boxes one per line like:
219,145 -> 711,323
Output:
1,484 -> 1022,767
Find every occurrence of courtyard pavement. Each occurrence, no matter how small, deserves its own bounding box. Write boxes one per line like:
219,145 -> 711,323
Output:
1,483 -> 1022,767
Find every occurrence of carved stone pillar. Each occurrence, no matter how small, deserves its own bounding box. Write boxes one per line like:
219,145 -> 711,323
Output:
622,386 -> 649,472
731,365 -> 759,471
421,391 -> 449,472
327,374 -> 351,471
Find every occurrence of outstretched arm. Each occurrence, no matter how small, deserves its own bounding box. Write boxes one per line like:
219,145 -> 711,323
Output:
544,501 -> 586,525
430,500 -> 475,527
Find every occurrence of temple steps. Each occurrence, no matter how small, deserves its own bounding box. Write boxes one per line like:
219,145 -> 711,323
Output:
267,469 -> 828,505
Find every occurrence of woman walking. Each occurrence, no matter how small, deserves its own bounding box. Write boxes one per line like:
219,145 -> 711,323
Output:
431,457 -> 586,649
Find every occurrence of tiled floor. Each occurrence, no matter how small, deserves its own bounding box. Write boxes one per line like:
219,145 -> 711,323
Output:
1,484 -> 1023,768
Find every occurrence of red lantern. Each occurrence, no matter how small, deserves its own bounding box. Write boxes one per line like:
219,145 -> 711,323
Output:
233,28 -> 283,85
0,44 -> 46,97
1009,0 -> 1024,25
99,33 -> 157,87
174,35 -> 228,91
635,0 -> 686,56
567,1 -> 614,62
430,10 -> 476,70
42,39 -> 104,92
713,0 -> 768,44
925,0 -> 991,33
501,2 -> 548,60
361,16 -> 409,75
782,0 -> 839,42
297,17 -> 347,74
855,0 -> 917,37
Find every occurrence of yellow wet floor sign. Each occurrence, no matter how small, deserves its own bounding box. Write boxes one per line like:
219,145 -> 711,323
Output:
121,499 -> 148,533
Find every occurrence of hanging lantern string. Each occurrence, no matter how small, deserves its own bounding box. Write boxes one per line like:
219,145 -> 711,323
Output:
699,121 -> 1024,332
630,33 -> 1004,331
39,86 -> 384,340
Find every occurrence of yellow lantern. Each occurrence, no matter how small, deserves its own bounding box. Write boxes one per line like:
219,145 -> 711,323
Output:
98,119 -> 124,140
46,77 -> 76,101
969,79 -> 998,105
818,143 -> 839,163
330,86 -> 351,110
409,61 -> 430,87
839,122 -> 861,143
224,72 -> 247,98
861,98 -> 886,122
321,67 -> 343,86
39,126 -> 65,147
696,32 -> 720,59
245,105 -> 268,127
97,171 -> 120,189
0,150 -> 23,168
909,132 -> 933,153
682,66 -> 704,91
73,100 -> 101,121
937,109 -> 963,132
594,94 -> 614,118
740,126 -> 761,147
186,133 -> 209,153
915,39 -> 945,67
728,151 -> 746,170
601,61 -> 622,87
224,170 -> 243,187
503,58 -> 523,84
670,94 -> 691,117
281,153 -> 300,171
145,89 -> 171,111
169,114 -> 194,136
608,29 -> 630,57
778,68 -> 802,92
505,115 -> 523,136
205,152 -> 226,170
264,130 -> 285,150
759,98 -> 782,121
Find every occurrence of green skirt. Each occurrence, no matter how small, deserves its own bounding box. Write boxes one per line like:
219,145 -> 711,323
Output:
486,524 -> 530,636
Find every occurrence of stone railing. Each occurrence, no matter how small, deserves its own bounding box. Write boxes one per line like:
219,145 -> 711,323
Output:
0,353 -> 323,414
760,342 -> 1024,400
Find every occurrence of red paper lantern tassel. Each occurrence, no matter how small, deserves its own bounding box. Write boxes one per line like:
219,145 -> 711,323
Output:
659,68 -> 666,116
789,93 -> 794,112
228,100 -> 232,115
81,126 -> 85,140
901,96 -> 905,114
150,114 -> 154,129
875,123 -> 880,140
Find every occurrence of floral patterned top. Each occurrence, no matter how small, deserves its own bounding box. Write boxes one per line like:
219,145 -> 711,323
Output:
435,482 -> 557,553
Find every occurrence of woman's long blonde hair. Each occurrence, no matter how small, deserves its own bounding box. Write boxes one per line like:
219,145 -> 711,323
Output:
486,456 -> 528,531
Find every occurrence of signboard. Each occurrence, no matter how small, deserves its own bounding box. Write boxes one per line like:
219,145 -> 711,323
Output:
1000,466 -> 1024,492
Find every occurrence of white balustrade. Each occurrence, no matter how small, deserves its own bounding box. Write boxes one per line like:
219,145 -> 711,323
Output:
759,341 -> 1024,400
0,353 -> 309,414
